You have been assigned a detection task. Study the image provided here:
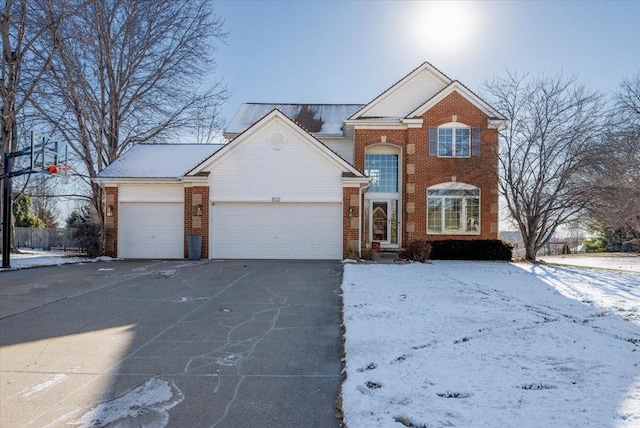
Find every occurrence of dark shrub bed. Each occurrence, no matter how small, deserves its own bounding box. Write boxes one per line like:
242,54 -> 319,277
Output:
400,240 -> 432,262
401,239 -> 513,261
431,239 -> 513,261
73,223 -> 104,258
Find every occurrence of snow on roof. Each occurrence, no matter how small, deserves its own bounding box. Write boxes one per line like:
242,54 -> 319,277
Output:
225,103 -> 364,136
96,143 -> 223,179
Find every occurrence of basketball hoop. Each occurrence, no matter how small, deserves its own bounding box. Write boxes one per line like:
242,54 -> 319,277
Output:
47,164 -> 73,184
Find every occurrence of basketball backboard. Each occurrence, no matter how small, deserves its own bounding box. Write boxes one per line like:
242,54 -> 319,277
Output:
30,132 -> 67,172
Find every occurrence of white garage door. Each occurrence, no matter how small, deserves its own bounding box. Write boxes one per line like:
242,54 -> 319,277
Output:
210,202 -> 342,259
119,202 -> 184,259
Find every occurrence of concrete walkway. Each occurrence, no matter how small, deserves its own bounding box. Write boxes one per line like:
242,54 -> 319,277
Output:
0,259 -> 344,427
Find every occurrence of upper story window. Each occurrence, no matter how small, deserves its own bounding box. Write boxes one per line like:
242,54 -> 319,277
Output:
439,126 -> 470,157
365,154 -> 398,192
429,124 -> 480,157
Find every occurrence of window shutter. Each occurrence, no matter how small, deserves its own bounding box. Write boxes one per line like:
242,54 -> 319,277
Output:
429,126 -> 437,156
471,127 -> 481,156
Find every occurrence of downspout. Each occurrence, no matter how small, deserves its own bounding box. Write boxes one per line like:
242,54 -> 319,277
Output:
358,182 -> 371,259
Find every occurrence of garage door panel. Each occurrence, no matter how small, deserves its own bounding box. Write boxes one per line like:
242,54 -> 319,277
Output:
210,203 -> 342,259
119,202 -> 184,259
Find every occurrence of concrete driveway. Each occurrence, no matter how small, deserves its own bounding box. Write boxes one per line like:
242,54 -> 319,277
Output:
0,259 -> 344,427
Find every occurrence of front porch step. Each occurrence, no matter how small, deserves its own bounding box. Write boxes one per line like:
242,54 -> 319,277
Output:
377,249 -> 405,259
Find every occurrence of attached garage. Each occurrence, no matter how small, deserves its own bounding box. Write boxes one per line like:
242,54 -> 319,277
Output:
210,202 -> 342,259
94,111 -> 369,260
117,185 -> 185,259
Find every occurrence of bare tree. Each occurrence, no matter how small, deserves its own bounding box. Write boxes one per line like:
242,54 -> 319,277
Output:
1,0 -> 59,158
188,96 -> 227,145
616,71 -> 640,125
485,72 -> 606,261
36,0 -> 227,221
586,73 -> 640,249
1,0 -> 65,255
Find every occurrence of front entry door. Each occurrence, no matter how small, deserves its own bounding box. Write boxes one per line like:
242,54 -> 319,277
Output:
371,201 -> 390,243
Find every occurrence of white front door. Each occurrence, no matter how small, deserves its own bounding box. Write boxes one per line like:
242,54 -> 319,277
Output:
368,199 -> 399,246
371,201 -> 391,244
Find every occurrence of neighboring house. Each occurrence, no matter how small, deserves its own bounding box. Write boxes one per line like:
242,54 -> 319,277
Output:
94,61 -> 506,260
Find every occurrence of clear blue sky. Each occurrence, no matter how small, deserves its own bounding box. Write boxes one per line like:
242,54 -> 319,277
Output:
212,0 -> 640,126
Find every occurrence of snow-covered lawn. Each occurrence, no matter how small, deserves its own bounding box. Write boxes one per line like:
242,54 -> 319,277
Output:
540,253 -> 640,273
342,259 -> 640,428
0,249 -> 109,271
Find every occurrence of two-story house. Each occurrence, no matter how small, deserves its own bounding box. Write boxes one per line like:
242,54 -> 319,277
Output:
95,62 -> 506,260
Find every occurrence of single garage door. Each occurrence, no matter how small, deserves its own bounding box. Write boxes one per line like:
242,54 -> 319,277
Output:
119,202 -> 184,259
210,202 -> 342,259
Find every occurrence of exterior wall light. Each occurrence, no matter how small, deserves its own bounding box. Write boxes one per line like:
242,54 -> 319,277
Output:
106,205 -> 114,217
195,204 -> 203,216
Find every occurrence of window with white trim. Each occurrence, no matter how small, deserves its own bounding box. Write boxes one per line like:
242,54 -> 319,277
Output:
427,186 -> 480,234
365,154 -> 398,193
439,125 -> 470,157
429,123 -> 481,157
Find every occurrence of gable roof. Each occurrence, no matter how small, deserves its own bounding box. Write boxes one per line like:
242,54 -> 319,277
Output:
191,108 -> 366,178
407,80 -> 507,120
348,61 -> 452,120
225,103 -> 364,137
95,143 -> 223,180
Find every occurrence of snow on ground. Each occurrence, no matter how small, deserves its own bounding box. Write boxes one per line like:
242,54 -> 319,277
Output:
342,258 -> 640,428
540,253 -> 640,273
0,249 -> 112,271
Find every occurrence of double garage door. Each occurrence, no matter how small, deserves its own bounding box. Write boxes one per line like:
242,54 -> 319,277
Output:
118,201 -> 342,260
210,202 -> 342,260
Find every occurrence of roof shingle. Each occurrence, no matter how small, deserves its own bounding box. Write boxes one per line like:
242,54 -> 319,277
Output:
225,103 -> 363,136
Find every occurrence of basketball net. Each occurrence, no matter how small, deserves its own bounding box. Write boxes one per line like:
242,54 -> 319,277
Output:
47,164 -> 73,184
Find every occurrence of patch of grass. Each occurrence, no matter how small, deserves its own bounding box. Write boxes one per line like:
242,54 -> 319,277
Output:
344,247 -> 359,260
436,391 -> 472,398
394,416 -> 429,428
365,381 -> 382,390
520,383 -> 557,390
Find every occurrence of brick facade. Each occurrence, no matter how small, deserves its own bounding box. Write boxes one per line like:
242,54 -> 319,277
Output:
104,186 -> 118,258
354,91 -> 499,248
184,186 -> 210,259
342,186 -> 361,257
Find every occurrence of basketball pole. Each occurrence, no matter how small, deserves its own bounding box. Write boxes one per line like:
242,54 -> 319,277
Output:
1,147 -> 47,268
2,152 -> 12,268
1,137 -> 64,268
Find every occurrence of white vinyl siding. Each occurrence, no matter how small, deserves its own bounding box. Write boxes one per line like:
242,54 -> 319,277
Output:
210,202 -> 342,259
209,124 -> 343,203
204,116 -> 350,259
118,185 -> 183,202
364,68 -> 447,118
320,138 -> 355,165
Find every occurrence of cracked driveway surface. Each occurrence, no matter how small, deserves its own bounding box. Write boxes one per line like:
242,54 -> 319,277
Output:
0,259 -> 344,427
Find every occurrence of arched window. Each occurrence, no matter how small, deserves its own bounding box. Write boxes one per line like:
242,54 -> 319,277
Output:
427,183 -> 480,234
